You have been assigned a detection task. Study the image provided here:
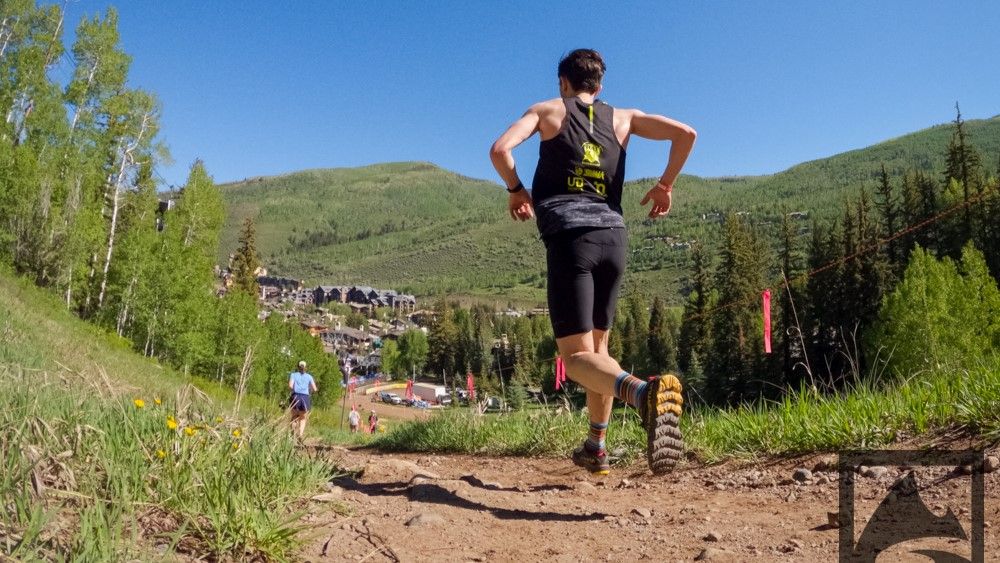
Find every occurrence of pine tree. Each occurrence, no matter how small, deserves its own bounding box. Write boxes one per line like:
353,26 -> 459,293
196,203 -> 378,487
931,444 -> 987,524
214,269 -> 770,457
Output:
677,242 -> 713,374
898,172 -> 922,270
778,211 -> 807,387
647,296 -> 677,373
618,292 -> 649,373
230,216 -> 261,296
875,164 -> 899,274
914,171 -> 940,254
805,220 -> 843,380
943,103 -> 983,247
427,300 -> 458,382
705,214 -> 771,404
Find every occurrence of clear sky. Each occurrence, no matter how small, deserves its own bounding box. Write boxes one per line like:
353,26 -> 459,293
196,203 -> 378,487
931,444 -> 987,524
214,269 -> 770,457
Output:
61,1 -> 1000,189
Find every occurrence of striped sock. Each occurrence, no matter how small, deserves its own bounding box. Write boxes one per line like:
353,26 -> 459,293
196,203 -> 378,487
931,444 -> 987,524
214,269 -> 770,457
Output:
614,371 -> 648,410
584,421 -> 608,453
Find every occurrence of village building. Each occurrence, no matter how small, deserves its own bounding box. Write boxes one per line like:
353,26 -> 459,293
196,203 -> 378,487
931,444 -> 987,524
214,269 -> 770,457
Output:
321,326 -> 374,352
299,320 -> 328,337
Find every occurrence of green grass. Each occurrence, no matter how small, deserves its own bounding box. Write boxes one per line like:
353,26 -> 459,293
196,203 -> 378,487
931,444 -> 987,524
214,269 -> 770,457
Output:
372,359 -> 1000,464
0,268 -> 344,560
0,365 -> 332,560
372,407 -> 642,460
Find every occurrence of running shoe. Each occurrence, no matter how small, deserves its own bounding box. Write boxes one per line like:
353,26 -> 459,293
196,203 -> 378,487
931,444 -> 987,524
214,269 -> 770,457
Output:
572,445 -> 611,475
642,374 -> 684,474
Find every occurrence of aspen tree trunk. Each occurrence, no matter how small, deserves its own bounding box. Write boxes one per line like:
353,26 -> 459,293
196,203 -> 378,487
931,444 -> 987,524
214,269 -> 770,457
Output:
97,113 -> 150,309
42,4 -> 64,68
0,17 -> 13,59
68,60 -> 99,136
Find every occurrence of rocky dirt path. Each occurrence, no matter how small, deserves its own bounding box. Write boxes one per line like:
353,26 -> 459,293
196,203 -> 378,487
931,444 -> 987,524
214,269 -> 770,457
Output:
299,446 -> 999,562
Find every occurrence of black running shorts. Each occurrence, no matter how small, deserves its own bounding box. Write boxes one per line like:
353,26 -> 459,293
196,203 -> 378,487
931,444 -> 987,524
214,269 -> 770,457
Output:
544,227 -> 627,338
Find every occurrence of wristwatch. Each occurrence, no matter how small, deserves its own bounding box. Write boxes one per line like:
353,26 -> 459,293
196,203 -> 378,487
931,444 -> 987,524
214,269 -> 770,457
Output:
507,182 -> 525,194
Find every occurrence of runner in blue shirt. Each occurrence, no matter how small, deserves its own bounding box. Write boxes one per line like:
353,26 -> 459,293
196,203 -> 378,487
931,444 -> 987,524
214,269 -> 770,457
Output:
288,360 -> 318,439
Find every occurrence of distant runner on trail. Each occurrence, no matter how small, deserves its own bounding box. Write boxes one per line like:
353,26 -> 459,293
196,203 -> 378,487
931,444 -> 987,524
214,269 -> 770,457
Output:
489,49 -> 696,475
348,405 -> 361,433
289,360 -> 318,440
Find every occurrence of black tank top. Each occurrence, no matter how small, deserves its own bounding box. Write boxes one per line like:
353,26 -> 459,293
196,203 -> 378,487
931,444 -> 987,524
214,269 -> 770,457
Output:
531,97 -> 627,238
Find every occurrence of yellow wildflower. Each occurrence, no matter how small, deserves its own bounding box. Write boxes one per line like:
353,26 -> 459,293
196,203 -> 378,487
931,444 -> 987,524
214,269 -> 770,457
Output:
156,449 -> 166,459
215,416 -> 223,423
166,416 -> 178,430
232,442 -> 241,451
154,397 -> 162,406
184,427 -> 196,437
133,398 -> 145,409
231,428 -> 242,439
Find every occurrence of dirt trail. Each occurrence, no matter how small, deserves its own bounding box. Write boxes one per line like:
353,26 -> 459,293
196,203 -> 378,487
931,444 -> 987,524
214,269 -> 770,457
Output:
300,447 -> 999,562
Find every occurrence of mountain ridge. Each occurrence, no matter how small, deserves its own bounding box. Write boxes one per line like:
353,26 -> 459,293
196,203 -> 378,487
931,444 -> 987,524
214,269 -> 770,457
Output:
218,115 -> 1000,302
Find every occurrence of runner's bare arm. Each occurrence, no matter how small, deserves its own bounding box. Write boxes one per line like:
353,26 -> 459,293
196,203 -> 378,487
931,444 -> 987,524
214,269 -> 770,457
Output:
490,106 -> 541,221
629,110 -> 697,188
490,107 -> 540,188
629,110 -> 697,218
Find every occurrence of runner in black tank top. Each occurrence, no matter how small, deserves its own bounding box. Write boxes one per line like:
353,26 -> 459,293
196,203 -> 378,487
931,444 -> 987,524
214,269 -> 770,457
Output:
532,97 -> 626,238
490,49 -> 697,476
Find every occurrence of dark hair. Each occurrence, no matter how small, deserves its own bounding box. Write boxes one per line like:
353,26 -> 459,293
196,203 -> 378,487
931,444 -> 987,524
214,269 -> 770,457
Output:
557,49 -> 605,93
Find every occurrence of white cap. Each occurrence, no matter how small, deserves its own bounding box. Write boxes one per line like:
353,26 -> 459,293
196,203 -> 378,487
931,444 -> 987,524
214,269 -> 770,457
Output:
298,360 -> 307,368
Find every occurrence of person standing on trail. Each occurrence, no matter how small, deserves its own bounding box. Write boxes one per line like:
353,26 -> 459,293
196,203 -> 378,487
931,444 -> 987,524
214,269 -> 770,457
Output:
349,404 -> 361,433
368,409 -> 379,434
489,49 -> 696,475
289,360 -> 318,440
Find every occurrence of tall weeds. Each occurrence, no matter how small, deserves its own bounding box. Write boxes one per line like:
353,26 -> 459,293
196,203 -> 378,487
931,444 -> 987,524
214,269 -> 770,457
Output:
0,364 -> 332,560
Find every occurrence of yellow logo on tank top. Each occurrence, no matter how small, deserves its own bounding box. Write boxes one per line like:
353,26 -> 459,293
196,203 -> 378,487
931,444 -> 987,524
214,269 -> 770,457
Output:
581,142 -> 602,166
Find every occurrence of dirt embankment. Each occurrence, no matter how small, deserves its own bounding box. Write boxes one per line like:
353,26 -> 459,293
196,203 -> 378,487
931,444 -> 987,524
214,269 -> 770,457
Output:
299,446 -> 999,562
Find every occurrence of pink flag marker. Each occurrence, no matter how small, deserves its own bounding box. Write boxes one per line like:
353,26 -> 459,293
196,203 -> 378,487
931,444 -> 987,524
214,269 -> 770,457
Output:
762,289 -> 772,354
555,357 -> 567,390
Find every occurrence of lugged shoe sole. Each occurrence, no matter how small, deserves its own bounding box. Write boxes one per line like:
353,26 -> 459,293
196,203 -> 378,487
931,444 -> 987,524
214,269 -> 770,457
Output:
645,374 -> 684,475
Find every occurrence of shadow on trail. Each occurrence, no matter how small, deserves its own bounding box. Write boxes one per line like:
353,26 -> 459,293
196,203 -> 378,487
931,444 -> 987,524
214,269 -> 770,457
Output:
333,476 -> 607,523
458,474 -> 573,494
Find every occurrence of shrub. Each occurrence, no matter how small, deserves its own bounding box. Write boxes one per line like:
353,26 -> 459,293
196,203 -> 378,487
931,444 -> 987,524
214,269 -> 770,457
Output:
868,244 -> 1000,376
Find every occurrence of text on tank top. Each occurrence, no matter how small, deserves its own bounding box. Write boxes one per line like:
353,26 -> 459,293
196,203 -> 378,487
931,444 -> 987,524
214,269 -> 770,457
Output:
531,98 -> 627,238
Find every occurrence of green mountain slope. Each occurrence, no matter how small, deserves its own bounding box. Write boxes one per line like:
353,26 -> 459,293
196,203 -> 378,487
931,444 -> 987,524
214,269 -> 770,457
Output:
219,116 -> 1000,302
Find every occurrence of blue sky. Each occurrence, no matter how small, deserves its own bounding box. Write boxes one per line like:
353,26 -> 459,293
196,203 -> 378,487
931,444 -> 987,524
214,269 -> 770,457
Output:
61,1 -> 1000,189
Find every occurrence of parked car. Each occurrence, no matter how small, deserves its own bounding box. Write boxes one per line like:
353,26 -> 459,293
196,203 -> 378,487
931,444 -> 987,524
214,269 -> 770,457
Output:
413,399 -> 430,409
380,392 -> 403,405
437,395 -> 452,406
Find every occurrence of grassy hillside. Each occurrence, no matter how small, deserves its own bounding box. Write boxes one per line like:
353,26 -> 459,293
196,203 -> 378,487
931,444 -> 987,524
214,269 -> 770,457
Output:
219,116 -> 1000,303
0,269 -> 338,560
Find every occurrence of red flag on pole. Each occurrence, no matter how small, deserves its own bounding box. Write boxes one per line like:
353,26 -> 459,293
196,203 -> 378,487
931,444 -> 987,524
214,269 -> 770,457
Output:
466,372 -> 475,401
762,289 -> 772,354
405,379 -> 414,400
555,357 -> 567,390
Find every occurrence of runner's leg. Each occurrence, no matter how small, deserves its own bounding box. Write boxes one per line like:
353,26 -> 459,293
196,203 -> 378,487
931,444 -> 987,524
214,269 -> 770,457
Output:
586,328 -> 613,444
